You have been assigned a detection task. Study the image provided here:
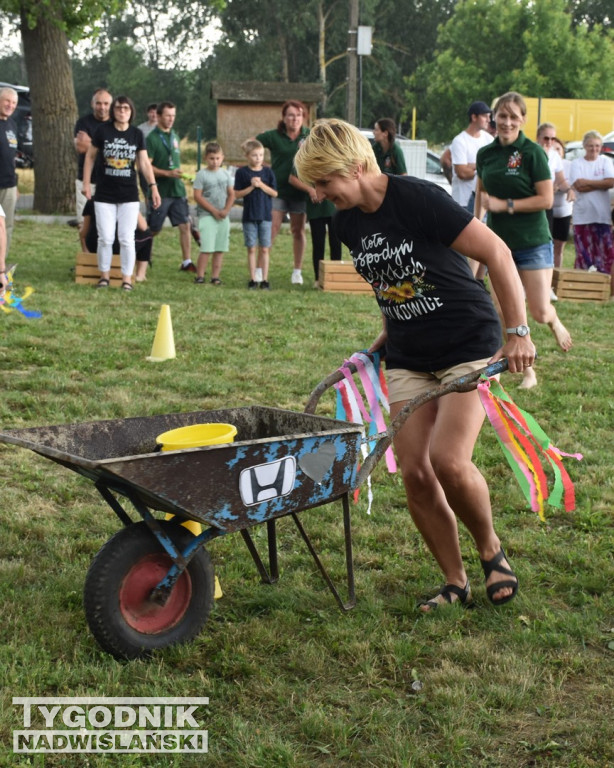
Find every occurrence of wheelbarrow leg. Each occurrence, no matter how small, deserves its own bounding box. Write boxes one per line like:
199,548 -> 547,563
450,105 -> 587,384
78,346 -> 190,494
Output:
291,492 -> 356,612
240,519 -> 280,585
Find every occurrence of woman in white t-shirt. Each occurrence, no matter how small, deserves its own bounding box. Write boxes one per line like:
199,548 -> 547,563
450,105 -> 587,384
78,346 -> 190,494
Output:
551,138 -> 574,269
568,131 -> 614,294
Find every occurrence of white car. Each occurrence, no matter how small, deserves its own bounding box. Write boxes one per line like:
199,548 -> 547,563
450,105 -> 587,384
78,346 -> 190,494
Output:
360,129 -> 451,193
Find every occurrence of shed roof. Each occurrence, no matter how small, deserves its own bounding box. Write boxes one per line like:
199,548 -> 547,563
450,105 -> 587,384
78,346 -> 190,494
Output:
211,81 -> 324,104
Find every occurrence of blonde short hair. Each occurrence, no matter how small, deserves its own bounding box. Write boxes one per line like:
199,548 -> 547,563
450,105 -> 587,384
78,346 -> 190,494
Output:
583,130 -> 602,145
294,118 -> 379,184
241,139 -> 263,155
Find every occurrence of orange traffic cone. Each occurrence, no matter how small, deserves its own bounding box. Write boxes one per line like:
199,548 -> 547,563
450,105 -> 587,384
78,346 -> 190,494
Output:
147,304 -> 176,362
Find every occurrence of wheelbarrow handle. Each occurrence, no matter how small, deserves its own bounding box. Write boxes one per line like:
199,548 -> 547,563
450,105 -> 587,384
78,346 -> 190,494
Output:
353,357 -> 509,489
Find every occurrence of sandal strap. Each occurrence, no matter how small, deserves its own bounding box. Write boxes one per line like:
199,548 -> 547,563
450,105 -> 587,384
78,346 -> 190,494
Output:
423,581 -> 471,609
480,548 -> 514,579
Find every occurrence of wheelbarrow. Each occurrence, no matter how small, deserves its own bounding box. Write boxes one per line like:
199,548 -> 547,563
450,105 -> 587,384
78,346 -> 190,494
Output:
0,358 -> 508,659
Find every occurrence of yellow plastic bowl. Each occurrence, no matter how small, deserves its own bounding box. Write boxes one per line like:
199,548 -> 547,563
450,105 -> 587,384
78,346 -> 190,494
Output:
156,423 -> 237,452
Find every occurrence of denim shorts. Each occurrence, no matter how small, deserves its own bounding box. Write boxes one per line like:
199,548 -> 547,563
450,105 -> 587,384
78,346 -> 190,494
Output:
243,220 -> 272,248
512,241 -> 554,271
272,197 -> 307,215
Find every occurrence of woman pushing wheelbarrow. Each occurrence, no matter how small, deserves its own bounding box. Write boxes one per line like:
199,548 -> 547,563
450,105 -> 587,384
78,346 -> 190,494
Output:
295,119 -> 538,611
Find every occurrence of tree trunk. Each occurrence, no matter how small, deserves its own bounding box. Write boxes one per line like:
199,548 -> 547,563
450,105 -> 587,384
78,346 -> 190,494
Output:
20,10 -> 78,214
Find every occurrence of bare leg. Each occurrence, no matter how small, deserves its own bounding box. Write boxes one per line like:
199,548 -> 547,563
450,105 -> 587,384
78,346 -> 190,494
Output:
178,221 -> 191,262
260,246 -> 270,280
520,268 -> 572,351
211,252 -> 223,281
247,246 -> 257,280
271,209 -> 284,245
196,253 -> 210,279
391,390 -> 515,611
135,261 -> 148,282
289,212 -> 306,270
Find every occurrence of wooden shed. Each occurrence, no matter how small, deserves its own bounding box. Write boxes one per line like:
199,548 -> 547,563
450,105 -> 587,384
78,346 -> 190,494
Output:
210,82 -> 324,165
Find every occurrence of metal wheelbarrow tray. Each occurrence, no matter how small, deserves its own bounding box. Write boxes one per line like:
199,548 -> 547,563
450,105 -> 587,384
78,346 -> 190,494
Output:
0,406 -> 364,660
0,360 -> 507,660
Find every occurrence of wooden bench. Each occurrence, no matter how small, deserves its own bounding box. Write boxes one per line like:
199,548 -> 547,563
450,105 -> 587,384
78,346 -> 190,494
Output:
552,268 -> 610,302
75,252 -> 132,287
318,260 -> 371,295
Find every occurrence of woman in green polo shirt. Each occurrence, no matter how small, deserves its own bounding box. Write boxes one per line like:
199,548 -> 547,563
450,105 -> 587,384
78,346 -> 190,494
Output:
475,91 -> 572,389
257,100 -> 311,285
371,118 -> 407,176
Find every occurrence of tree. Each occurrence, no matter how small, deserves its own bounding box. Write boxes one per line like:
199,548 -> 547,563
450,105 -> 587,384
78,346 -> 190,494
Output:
0,0 -> 122,212
404,0 -> 614,143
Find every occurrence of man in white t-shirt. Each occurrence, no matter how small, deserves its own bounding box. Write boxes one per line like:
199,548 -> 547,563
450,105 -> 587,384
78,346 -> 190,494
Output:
450,101 -> 493,212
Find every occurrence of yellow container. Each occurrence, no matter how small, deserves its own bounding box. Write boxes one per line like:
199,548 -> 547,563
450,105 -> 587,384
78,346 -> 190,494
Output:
158,422 -> 235,599
156,422 -> 237,452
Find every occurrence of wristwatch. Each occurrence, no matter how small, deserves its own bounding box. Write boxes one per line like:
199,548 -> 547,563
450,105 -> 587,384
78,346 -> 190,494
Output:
507,198 -> 515,215
506,324 -> 530,337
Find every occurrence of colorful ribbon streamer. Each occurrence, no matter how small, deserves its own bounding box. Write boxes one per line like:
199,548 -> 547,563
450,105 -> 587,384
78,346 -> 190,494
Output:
0,265 -> 42,319
334,351 -> 397,513
477,375 -> 582,520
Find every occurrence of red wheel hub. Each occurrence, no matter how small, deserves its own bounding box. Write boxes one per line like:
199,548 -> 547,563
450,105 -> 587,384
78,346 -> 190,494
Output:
119,554 -> 192,634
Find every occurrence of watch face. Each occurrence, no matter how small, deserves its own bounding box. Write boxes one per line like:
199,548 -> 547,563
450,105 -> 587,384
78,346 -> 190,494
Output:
517,325 -> 529,336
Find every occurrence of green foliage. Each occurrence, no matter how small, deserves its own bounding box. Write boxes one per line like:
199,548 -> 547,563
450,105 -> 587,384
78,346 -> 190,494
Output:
404,0 -> 614,142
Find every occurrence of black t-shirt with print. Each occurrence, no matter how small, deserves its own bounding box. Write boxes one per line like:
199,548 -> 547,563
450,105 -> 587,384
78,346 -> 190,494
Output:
334,175 -> 501,372
91,123 -> 144,204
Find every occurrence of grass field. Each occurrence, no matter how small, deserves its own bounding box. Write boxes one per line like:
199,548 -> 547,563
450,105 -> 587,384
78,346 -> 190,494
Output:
0,217 -> 613,767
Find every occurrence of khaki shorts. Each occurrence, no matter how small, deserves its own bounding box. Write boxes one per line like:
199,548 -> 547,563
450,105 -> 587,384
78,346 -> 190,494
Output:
386,358 -> 493,405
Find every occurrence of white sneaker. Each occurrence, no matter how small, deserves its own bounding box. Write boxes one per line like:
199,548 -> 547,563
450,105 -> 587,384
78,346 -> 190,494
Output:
254,268 -> 263,283
291,269 -> 303,285
550,287 -> 558,302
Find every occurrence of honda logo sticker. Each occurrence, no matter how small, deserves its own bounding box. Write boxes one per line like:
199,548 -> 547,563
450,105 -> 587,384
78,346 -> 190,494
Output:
239,457 -> 296,506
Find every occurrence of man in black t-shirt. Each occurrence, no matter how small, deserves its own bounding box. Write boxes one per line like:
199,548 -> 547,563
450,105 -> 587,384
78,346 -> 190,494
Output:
73,88 -> 112,223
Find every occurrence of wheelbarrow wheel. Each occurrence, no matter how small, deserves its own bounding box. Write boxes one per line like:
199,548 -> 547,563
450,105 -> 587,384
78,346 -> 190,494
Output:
83,520 -> 214,660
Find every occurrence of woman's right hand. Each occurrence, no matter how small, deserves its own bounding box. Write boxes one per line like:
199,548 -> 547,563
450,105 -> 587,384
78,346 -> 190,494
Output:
83,183 -> 91,201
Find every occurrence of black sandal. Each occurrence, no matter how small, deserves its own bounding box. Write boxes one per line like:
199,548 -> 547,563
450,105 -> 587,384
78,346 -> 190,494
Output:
420,581 -> 472,611
121,282 -> 133,291
210,277 -> 222,285
95,278 -> 110,288
481,548 -> 518,606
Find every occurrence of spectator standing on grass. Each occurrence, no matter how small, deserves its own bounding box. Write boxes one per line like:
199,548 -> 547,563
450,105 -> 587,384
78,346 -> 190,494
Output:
256,100 -> 310,285
0,203 -> 8,296
0,86 -> 19,253
476,91 -> 572,390
74,88 -> 112,225
295,119 -> 531,611
568,130 -> 614,299
551,137 -> 575,272
80,200 -> 154,283
192,142 -> 235,285
371,118 -> 407,176
450,101 -> 493,213
290,165 -> 342,287
83,95 -> 160,291
146,101 -> 196,274
234,139 -> 277,290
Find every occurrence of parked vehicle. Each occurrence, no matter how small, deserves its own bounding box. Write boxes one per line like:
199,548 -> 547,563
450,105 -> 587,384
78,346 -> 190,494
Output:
360,129 -> 451,193
0,81 -> 33,168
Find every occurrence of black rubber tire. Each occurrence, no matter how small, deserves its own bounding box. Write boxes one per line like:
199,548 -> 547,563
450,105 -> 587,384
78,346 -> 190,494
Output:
83,521 -> 214,660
